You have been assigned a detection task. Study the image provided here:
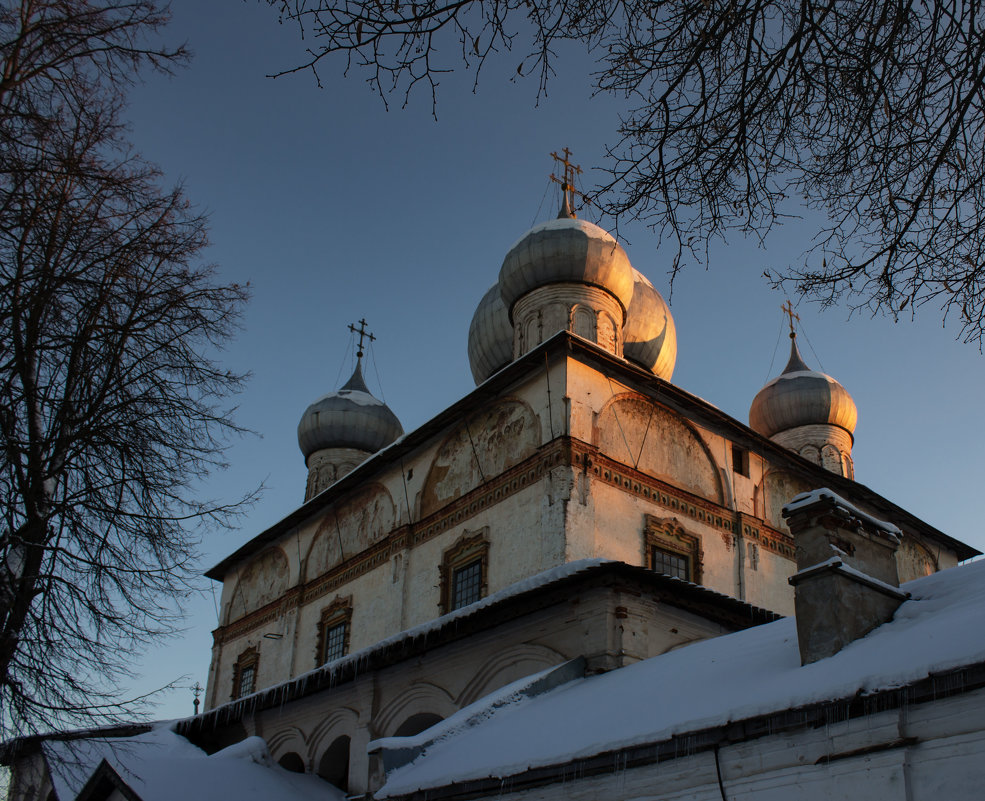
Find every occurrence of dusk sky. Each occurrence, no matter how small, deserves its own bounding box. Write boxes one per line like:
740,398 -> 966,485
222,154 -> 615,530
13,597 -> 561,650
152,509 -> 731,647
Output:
122,0 -> 985,720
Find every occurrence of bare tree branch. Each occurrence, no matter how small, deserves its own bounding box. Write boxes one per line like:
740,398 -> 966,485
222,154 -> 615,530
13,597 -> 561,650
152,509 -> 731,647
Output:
0,1 -> 253,740
266,0 -> 985,344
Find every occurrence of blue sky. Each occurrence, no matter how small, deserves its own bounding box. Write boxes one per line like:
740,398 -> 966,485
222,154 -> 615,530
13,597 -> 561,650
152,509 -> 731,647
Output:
121,0 -> 985,720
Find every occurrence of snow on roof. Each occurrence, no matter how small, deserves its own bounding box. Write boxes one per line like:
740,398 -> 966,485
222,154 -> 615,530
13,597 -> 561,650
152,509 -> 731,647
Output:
377,559 -> 985,797
45,723 -> 342,801
194,560 -> 614,723
784,487 -> 903,537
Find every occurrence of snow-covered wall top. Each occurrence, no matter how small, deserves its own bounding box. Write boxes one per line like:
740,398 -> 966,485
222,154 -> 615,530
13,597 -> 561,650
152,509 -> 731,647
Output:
377,558 -> 985,797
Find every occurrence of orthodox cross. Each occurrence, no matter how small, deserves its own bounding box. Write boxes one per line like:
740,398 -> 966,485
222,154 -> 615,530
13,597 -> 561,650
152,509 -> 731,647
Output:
550,148 -> 588,216
191,681 -> 203,715
348,318 -> 376,359
782,300 -> 800,339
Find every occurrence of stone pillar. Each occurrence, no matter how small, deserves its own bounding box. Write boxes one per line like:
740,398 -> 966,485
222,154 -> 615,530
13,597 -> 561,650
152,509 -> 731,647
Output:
783,489 -> 908,665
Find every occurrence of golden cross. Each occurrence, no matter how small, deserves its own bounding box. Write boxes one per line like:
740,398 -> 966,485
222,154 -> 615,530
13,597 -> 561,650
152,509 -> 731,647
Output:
550,148 -> 587,215
348,318 -> 376,359
782,300 -> 800,338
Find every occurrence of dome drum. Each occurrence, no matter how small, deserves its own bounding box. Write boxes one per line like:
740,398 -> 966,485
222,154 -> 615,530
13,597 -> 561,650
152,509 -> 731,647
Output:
304,447 -> 371,500
771,424 -> 855,479
512,283 -> 624,358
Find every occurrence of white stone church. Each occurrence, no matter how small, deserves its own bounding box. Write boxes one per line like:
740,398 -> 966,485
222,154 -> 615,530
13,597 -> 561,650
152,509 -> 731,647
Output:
5,175 -> 985,801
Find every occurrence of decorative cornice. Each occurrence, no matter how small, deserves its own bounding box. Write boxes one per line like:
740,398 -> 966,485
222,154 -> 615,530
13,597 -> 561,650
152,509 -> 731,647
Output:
213,437 -> 791,645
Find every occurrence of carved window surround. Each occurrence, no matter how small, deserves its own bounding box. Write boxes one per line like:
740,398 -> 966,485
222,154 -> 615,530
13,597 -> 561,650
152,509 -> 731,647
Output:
644,515 -> 702,584
316,596 -> 353,666
231,646 -> 259,700
439,529 -> 490,614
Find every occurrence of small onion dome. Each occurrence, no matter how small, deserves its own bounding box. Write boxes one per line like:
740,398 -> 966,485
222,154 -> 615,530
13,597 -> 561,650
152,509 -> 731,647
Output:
498,218 -> 635,318
623,269 -> 677,380
749,339 -> 858,438
297,362 -> 404,458
468,283 -> 513,384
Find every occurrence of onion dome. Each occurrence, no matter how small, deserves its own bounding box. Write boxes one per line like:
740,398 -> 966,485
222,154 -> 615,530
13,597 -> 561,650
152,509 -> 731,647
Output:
468,283 -> 513,384
498,217 -> 635,317
749,338 -> 857,439
297,362 -> 404,458
623,269 -> 677,380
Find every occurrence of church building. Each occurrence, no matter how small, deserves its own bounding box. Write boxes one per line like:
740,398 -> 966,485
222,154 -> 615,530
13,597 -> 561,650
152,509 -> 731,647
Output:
4,157 -> 984,801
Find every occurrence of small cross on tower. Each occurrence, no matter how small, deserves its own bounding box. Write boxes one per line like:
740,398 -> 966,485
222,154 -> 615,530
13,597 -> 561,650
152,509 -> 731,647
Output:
348,318 -> 376,359
191,681 -> 203,715
550,148 -> 588,218
782,300 -> 800,339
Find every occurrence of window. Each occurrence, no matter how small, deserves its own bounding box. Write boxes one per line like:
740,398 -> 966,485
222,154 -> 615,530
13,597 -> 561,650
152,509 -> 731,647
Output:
317,597 -> 353,665
644,515 -> 702,584
440,529 -> 490,613
732,445 -> 750,477
650,545 -> 691,581
451,558 -> 483,609
232,647 -> 259,700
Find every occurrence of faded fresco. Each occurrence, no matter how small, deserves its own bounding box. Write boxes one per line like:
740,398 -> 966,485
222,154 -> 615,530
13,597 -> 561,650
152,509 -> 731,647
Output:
306,483 -> 396,579
421,399 -> 541,517
597,396 -> 723,504
226,547 -> 290,622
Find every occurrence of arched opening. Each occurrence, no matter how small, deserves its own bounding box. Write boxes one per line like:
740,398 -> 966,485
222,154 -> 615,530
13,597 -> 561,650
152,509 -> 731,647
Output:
317,734 -> 351,791
278,751 -> 305,773
393,712 -> 443,738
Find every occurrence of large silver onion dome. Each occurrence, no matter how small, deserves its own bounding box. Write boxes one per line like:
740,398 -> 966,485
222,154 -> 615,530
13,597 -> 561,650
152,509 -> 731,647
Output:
468,283 -> 513,384
498,218 -> 635,316
749,339 -> 857,438
466,270 -> 678,385
623,269 -> 677,379
298,362 -> 404,458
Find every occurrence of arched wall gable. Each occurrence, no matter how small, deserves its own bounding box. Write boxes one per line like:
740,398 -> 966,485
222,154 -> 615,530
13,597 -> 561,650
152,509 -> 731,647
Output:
596,394 -> 724,505
304,483 -> 396,581
374,681 -> 457,737
225,547 -> 290,622
457,644 -> 565,707
420,398 -> 541,517
756,469 -> 815,530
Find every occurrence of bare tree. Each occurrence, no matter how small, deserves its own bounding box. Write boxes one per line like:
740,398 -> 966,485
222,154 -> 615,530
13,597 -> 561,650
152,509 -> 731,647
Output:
0,1 -> 250,738
267,0 -> 985,343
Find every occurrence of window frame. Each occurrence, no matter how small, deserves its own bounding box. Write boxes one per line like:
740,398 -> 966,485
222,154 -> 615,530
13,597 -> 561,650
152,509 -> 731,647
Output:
316,597 -> 353,666
231,646 -> 259,700
439,530 -> 490,613
644,515 -> 702,584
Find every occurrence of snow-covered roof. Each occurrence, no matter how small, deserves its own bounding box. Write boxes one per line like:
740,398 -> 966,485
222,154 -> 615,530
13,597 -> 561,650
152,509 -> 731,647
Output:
376,558 -> 985,798
181,559 -> 778,736
44,723 -> 342,801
